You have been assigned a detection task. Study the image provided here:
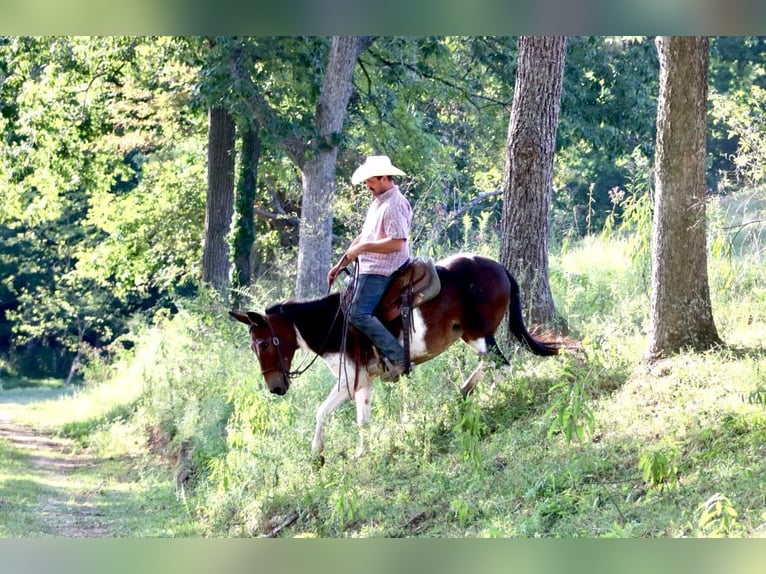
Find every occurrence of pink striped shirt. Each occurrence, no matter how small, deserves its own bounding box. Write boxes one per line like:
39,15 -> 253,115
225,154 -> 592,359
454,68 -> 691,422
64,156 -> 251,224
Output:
358,185 -> 413,275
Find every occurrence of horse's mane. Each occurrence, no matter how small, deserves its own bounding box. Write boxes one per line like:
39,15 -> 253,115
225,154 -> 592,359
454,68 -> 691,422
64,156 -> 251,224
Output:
266,292 -> 345,353
266,292 -> 341,319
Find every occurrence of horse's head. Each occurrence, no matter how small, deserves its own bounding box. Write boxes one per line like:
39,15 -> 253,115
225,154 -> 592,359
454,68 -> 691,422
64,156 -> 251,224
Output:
229,309 -> 298,396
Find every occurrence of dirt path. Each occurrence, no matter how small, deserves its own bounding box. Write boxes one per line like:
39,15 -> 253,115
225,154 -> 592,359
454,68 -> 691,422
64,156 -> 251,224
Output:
0,411 -> 113,536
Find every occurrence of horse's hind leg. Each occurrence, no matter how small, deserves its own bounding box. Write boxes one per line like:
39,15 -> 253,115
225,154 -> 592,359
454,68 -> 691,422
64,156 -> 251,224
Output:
460,361 -> 485,398
486,335 -> 510,366
459,335 -> 508,398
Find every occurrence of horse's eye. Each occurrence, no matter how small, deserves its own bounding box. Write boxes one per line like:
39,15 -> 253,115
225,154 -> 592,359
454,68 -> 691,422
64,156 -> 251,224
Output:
258,340 -> 270,351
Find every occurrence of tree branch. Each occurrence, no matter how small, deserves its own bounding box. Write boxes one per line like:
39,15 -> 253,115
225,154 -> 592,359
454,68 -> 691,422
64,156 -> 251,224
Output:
253,207 -> 299,226
367,48 -> 510,109
722,218 -> 766,232
447,190 -> 503,219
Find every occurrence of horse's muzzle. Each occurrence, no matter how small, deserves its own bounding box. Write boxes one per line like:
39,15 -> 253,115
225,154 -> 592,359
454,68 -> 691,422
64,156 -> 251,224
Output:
270,386 -> 287,396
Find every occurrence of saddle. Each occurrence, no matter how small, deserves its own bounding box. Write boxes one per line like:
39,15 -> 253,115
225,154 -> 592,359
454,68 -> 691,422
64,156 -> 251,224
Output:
341,257 -> 441,320
375,256 -> 441,322
340,257 -> 442,384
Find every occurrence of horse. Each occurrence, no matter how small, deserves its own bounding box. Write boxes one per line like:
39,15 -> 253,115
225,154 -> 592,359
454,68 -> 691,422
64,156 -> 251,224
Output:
229,253 -> 559,459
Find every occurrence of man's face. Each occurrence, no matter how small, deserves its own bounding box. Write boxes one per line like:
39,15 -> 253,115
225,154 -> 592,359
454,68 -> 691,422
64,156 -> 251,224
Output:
365,176 -> 391,195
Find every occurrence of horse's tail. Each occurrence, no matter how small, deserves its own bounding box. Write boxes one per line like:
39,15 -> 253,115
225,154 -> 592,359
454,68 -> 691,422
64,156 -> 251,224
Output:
506,270 -> 559,356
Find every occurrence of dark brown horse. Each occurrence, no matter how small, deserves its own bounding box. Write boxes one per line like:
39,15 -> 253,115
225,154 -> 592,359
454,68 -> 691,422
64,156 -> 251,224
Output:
230,253 -> 559,457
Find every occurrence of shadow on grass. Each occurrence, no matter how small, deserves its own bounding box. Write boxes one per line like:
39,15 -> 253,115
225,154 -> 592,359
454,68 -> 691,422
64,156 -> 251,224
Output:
0,426 -> 196,537
0,385 -> 76,405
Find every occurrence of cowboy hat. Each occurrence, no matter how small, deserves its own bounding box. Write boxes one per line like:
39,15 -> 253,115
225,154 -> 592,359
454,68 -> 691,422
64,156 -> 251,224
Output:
351,155 -> 406,185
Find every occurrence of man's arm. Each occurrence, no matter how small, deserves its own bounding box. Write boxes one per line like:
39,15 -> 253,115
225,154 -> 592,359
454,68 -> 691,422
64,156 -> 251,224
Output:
344,237 -> 406,260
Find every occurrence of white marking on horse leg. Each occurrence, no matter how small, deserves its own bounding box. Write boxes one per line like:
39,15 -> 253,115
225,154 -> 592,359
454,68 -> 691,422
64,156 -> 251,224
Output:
353,383 -> 373,458
461,361 -> 485,398
466,337 -> 488,354
311,381 -> 351,455
407,308 -> 429,359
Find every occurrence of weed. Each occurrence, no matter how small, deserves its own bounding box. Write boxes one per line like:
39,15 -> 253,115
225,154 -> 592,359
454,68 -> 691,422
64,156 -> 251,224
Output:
696,493 -> 745,537
545,357 -> 595,444
638,445 -> 680,492
449,496 -> 474,527
453,391 -> 486,469
328,470 -> 361,530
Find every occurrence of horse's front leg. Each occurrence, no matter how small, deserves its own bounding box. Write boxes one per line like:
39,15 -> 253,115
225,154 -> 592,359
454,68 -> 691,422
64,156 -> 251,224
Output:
311,382 -> 351,457
352,383 -> 373,458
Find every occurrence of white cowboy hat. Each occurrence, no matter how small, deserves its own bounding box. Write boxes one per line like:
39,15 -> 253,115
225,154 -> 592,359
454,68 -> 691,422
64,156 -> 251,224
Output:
351,155 -> 406,185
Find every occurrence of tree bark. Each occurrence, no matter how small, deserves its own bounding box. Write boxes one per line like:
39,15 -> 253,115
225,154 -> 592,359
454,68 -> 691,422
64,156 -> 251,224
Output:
231,125 -> 260,303
500,36 -> 567,329
201,106 -> 235,298
647,36 -> 721,357
295,36 -> 371,299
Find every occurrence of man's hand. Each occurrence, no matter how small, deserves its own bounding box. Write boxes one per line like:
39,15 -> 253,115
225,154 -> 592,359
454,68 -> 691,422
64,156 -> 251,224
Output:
327,254 -> 349,285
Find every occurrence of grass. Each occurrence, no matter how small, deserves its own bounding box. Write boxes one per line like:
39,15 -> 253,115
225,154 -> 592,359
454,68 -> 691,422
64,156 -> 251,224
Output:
2,189 -> 765,538
0,435 -> 198,537
0,383 -> 201,537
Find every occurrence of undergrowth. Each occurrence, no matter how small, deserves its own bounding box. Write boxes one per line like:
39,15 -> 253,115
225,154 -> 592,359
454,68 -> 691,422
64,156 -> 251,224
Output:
24,188 -> 766,538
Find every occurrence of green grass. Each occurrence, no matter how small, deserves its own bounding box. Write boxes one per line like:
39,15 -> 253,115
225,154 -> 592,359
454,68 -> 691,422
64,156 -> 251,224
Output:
3,189 -> 765,538
0,386 -> 201,537
0,438 -> 198,537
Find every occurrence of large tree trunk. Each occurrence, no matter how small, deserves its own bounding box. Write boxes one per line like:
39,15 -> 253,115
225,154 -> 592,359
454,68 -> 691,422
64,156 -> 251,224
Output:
201,106 -> 235,298
500,36 -> 567,329
647,36 -> 721,357
295,36 -> 371,299
231,124 -> 260,303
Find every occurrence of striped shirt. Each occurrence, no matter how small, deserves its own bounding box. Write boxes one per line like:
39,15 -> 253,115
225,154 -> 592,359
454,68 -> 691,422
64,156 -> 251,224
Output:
358,185 -> 413,275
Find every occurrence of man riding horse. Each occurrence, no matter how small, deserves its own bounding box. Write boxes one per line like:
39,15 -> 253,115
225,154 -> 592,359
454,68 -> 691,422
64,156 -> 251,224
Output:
327,155 -> 413,381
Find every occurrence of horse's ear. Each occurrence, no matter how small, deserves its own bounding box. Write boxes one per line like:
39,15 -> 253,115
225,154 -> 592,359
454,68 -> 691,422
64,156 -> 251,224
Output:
229,310 -> 267,328
246,311 -> 269,329
229,310 -> 251,325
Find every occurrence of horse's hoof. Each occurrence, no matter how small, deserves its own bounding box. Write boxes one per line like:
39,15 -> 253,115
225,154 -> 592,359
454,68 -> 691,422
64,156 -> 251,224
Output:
352,447 -> 366,460
311,453 -> 325,469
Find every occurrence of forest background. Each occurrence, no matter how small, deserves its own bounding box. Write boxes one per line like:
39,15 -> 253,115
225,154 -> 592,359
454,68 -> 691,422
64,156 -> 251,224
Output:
2,36 -> 763,378
1,36 -> 765,538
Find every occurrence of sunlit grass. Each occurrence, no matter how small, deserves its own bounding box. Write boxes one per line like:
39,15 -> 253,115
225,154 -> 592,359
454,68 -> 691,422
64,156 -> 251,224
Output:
4,197 -> 765,537
0,420 -> 199,537
9,356 -> 145,436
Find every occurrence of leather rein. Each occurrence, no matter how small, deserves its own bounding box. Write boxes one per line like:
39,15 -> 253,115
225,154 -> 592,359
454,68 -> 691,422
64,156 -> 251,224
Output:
254,272 -> 348,386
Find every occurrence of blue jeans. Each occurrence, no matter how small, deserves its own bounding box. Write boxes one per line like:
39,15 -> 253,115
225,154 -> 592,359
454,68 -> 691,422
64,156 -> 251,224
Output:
348,273 -> 405,365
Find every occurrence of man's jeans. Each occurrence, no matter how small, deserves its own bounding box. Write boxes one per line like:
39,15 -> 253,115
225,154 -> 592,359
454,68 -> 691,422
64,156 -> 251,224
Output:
348,273 -> 405,365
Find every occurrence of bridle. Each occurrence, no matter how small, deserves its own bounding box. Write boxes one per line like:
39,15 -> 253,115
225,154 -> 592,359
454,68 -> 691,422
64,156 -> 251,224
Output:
251,286 -> 347,388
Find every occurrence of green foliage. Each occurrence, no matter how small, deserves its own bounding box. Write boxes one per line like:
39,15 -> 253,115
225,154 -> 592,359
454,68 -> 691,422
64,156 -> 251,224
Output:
709,37 -> 766,187
554,37 -> 659,239
696,493 -> 745,537
545,357 -> 595,444
453,391 -> 486,469
638,444 -> 680,491
600,146 -> 654,274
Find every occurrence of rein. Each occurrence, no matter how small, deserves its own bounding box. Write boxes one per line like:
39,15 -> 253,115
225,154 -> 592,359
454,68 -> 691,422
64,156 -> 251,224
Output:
260,270 -> 350,385
337,263 -> 358,396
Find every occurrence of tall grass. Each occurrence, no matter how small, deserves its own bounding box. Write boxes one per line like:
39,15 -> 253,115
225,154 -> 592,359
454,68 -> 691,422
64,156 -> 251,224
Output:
48,188 -> 766,537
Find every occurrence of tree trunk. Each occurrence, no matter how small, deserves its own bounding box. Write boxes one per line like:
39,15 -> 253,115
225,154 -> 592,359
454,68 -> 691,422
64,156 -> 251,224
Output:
647,36 -> 721,357
232,124 -> 260,303
295,36 -> 370,299
201,106 -> 235,298
500,36 -> 567,329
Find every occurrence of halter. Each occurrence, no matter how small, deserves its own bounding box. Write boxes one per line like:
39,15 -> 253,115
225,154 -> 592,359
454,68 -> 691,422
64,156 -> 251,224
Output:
253,292 -> 345,387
